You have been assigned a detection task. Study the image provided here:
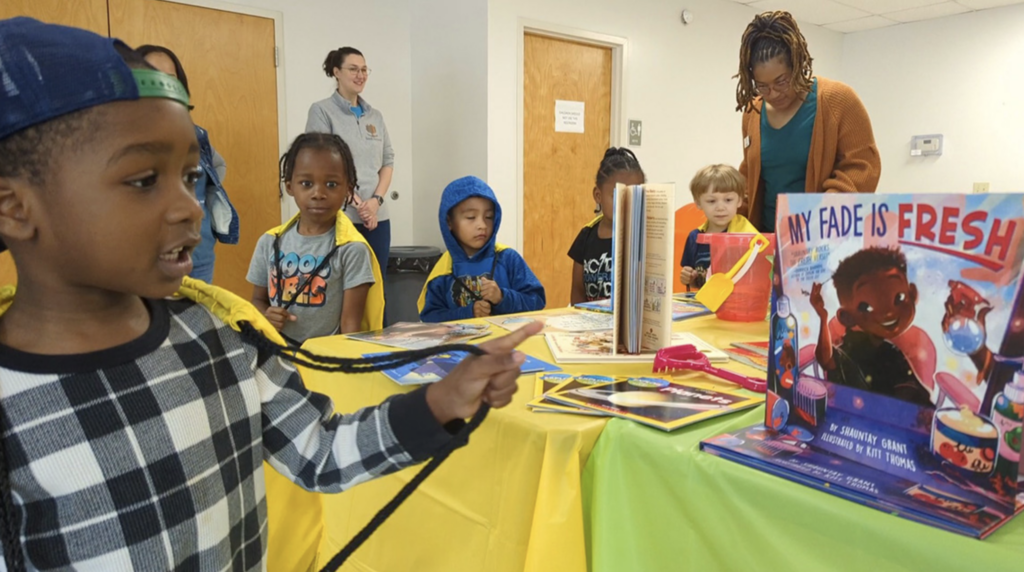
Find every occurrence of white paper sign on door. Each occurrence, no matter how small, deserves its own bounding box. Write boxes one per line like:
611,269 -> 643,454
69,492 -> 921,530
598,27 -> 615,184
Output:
555,100 -> 585,133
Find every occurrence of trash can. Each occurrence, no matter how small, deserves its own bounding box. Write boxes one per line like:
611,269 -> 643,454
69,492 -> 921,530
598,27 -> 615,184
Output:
385,246 -> 443,325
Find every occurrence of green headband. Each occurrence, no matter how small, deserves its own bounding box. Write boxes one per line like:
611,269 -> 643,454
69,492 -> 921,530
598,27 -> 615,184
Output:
132,69 -> 191,108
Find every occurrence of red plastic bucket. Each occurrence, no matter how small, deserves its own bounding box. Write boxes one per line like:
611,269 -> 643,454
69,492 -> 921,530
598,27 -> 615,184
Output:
699,233 -> 775,322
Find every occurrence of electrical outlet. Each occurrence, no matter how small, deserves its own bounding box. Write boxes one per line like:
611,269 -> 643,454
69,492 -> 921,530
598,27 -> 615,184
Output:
973,182 -> 990,194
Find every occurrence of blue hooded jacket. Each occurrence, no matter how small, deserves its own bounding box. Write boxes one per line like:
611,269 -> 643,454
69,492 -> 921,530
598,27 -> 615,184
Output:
418,176 -> 546,322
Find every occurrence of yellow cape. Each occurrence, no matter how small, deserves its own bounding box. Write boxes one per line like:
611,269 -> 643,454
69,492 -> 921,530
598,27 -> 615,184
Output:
266,214 -> 385,332
0,278 -> 324,572
417,244 -> 510,314
697,213 -> 758,234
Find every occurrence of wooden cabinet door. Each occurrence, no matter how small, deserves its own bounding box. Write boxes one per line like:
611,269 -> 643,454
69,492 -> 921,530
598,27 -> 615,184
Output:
109,0 -> 281,297
523,34 -> 612,308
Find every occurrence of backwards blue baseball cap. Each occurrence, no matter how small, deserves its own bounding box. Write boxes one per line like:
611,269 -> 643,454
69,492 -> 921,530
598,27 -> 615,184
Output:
0,17 -> 190,142
0,17 -> 190,253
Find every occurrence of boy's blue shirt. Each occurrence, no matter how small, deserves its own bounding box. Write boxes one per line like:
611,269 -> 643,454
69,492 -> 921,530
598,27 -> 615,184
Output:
680,213 -> 758,271
418,177 -> 545,322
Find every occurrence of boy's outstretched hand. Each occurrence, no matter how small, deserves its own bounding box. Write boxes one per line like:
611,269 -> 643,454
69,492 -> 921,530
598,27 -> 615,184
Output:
425,321 -> 542,423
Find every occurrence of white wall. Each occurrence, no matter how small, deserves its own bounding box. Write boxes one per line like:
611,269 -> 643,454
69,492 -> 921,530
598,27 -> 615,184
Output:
842,4 -> 1024,195
224,0 -> 417,245
486,0 -> 845,248
410,0 -> 489,249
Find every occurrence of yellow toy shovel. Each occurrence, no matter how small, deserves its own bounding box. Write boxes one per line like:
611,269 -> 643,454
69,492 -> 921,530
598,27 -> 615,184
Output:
695,233 -> 770,312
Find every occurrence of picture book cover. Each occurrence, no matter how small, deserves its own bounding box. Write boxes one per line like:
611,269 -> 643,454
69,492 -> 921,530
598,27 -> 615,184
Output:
574,298 -> 712,322
366,351 -> 561,386
545,376 -> 763,431
485,309 -> 612,334
724,346 -> 769,373
528,373 -> 612,415
544,331 -> 728,364
701,193 -> 1024,538
346,322 -> 490,350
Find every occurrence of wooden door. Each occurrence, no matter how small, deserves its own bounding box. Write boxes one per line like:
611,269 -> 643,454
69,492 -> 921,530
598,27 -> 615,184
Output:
0,1 -> 107,33
109,0 -> 280,297
0,1 -> 110,286
523,34 -> 612,308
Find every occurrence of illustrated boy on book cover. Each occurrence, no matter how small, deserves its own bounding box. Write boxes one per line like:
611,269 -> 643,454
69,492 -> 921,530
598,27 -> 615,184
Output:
704,193 -> 1024,538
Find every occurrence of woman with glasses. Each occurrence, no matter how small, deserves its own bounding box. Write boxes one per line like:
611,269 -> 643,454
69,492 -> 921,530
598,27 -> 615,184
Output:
307,47 -> 394,290
735,11 -> 880,232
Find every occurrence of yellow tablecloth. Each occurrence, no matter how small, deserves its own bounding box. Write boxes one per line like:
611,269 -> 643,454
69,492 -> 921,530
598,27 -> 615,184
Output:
264,311 -> 769,571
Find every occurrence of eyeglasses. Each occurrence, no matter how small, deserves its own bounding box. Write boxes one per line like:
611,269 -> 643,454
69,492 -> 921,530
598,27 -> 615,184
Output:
753,75 -> 791,95
343,66 -> 371,77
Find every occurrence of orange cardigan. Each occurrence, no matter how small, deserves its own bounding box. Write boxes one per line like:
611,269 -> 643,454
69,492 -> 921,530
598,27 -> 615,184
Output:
738,76 -> 881,230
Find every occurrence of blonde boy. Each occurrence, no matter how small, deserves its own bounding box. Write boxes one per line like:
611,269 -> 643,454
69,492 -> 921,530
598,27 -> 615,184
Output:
679,164 -> 757,288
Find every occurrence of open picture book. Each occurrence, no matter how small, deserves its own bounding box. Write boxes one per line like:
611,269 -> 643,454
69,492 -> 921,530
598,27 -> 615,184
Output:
607,183 -> 677,355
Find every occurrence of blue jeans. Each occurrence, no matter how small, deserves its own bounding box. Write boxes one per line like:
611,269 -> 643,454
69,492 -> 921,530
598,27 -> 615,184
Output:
356,220 -> 391,322
356,219 -> 391,278
189,180 -> 216,283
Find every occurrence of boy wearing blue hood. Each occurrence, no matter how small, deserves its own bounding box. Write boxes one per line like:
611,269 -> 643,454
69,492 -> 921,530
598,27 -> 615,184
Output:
418,177 -> 546,322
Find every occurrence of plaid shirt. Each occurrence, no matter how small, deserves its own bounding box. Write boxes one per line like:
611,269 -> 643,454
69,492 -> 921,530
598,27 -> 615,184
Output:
0,298 -> 458,571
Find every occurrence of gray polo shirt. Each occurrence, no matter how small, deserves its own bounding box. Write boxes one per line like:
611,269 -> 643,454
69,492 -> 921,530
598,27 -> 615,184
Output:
306,93 -> 395,225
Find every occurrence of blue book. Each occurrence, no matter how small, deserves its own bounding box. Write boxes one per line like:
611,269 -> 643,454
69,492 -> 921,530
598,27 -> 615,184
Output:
365,351 -> 561,386
701,192 -> 1024,538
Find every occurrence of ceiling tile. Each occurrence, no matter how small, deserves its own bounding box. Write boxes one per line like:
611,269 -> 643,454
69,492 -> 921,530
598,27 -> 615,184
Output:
883,1 -> 971,22
747,0 -> 871,24
956,0 -> 1024,8
833,0 -> 946,14
824,15 -> 900,32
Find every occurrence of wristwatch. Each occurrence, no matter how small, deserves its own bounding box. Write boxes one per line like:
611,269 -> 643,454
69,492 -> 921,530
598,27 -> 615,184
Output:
373,194 -> 384,206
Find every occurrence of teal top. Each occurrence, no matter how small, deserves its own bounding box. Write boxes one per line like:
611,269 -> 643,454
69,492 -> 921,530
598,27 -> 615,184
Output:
760,78 -> 817,232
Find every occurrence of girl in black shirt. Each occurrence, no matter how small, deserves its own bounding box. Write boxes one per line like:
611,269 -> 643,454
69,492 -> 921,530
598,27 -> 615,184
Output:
567,148 -> 645,304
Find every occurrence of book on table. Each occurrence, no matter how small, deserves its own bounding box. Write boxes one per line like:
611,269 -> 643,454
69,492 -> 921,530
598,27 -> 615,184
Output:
367,351 -> 560,386
541,375 -> 762,431
574,297 -> 711,322
346,322 -> 490,351
484,308 -> 612,334
527,373 -> 610,415
730,340 -> 769,356
544,331 -> 728,364
723,346 -> 769,373
701,192 -> 1024,538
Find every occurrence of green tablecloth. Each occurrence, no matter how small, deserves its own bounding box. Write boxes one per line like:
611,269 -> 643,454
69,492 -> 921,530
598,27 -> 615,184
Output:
582,407 -> 1024,571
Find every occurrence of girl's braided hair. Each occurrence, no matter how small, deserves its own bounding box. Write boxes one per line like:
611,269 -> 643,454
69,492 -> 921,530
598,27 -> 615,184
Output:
595,147 -> 645,190
278,132 -> 359,205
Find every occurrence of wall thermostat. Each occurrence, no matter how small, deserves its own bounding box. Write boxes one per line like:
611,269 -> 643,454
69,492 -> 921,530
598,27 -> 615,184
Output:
681,9 -> 693,25
910,134 -> 943,157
